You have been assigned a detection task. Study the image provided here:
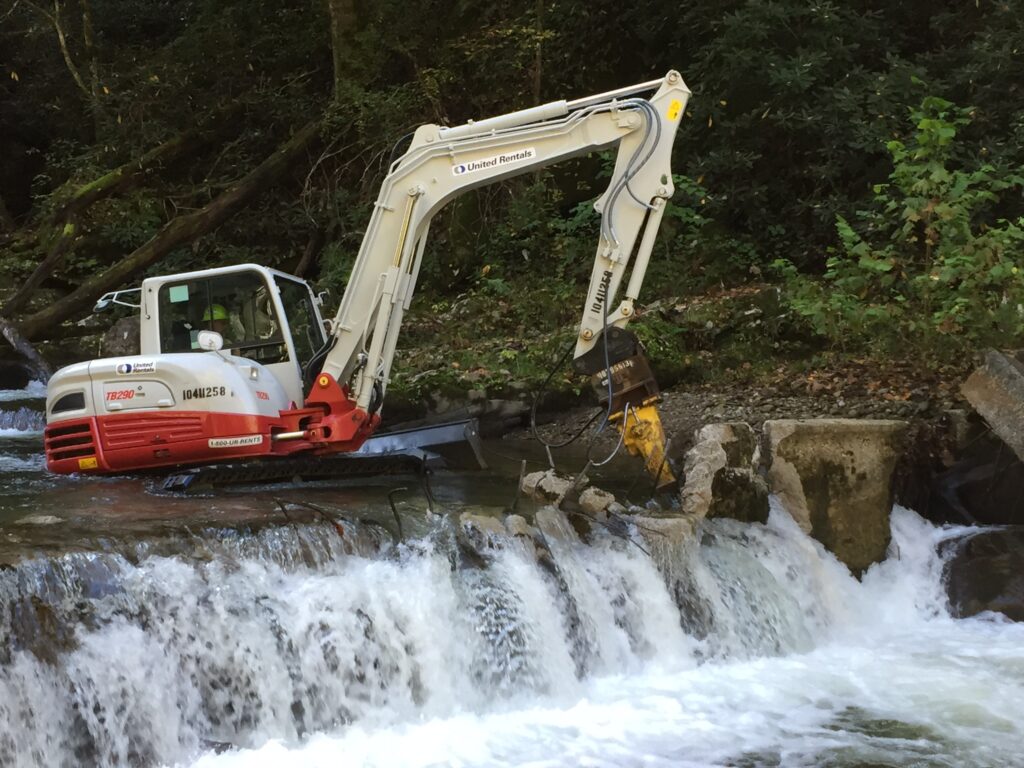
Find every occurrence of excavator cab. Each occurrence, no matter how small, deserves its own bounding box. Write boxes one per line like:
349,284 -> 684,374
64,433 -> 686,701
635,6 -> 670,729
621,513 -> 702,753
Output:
143,264 -> 327,406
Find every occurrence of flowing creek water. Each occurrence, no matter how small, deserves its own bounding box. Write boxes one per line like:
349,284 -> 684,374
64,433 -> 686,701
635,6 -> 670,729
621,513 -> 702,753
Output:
1,385 -> 1022,768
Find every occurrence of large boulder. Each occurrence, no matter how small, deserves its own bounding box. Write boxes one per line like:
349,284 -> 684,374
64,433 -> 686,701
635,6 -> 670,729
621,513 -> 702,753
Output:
680,422 -> 769,524
456,511 -> 509,565
945,529 -> 1024,622
961,350 -> 1024,463
763,419 -> 907,574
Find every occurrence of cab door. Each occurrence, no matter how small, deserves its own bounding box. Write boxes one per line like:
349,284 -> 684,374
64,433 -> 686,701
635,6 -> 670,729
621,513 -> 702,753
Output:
273,275 -> 328,399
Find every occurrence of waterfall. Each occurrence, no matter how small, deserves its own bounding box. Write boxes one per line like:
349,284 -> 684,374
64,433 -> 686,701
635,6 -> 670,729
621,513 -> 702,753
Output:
0,407 -> 45,434
0,501 -> 1019,768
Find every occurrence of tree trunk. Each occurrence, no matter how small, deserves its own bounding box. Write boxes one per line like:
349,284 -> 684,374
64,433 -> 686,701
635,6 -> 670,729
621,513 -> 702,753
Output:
80,0 -> 102,138
51,0 -> 91,99
1,221 -> 78,317
16,121 -> 321,341
294,226 -> 325,277
327,0 -> 357,103
0,317 -> 52,379
532,0 -> 543,104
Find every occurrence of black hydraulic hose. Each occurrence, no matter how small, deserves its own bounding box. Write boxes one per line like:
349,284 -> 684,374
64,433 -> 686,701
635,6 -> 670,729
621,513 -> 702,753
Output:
302,335 -> 337,393
529,301 -> 616,452
387,130 -> 418,172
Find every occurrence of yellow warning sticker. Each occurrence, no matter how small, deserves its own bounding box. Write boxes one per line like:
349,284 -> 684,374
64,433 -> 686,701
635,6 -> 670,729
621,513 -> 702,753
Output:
667,99 -> 683,121
78,457 -> 98,470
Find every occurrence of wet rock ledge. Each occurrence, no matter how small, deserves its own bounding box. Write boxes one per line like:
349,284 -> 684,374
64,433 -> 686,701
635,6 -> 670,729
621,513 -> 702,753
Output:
509,417 -> 906,577
674,418 -> 907,575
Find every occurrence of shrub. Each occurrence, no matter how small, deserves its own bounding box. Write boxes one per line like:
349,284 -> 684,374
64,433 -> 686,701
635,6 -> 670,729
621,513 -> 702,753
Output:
777,95 -> 1024,355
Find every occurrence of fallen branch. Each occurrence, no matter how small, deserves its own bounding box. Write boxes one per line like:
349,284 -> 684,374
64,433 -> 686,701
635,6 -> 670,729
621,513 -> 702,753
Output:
49,109 -> 240,225
0,316 -> 52,380
16,120 -> 321,340
1,220 -> 78,318
2,110 -> 242,319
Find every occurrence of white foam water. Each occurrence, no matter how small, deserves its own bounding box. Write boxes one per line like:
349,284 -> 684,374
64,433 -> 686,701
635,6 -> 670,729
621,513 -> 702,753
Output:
1,502 -> 1021,768
0,381 -> 47,402
183,506 -> 1024,768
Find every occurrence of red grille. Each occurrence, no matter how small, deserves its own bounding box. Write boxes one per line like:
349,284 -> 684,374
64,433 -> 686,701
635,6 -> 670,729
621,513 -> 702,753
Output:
100,414 -> 205,449
45,422 -> 97,461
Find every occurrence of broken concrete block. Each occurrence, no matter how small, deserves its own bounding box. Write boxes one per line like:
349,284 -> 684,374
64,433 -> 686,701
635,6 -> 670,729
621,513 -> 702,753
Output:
764,419 -> 907,575
961,350 -> 1024,463
521,470 -> 575,505
579,487 -> 616,520
679,422 -> 763,521
504,514 -> 534,539
707,468 -> 769,524
457,511 -> 508,563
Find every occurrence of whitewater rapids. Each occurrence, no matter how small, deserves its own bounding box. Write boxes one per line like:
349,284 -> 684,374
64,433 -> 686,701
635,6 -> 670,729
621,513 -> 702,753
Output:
1,499 -> 1021,768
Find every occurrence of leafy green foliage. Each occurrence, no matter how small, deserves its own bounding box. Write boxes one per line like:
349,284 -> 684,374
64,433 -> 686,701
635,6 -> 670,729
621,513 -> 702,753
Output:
778,96 -> 1024,354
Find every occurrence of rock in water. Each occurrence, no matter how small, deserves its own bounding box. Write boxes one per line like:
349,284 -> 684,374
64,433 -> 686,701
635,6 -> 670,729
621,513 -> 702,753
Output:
0,360 -> 31,390
945,529 -> 1024,622
764,419 -> 907,575
680,422 -> 769,524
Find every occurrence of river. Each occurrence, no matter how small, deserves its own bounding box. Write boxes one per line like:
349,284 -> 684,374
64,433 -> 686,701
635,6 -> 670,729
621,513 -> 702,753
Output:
1,385 -> 1022,768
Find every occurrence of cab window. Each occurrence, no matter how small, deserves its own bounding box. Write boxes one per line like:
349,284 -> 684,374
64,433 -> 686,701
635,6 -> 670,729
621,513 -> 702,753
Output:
275,276 -> 326,370
158,271 -> 288,363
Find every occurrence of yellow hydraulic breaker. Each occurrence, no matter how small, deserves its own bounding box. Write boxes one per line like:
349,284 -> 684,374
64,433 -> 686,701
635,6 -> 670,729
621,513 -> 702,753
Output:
613,401 -> 676,489
573,326 -> 677,491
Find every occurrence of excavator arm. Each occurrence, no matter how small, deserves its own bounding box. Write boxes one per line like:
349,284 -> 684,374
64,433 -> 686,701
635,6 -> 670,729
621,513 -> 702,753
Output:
316,70 -> 691,486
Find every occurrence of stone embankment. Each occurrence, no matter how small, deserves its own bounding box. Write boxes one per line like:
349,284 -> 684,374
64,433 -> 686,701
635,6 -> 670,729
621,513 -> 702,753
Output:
513,399 -> 1019,623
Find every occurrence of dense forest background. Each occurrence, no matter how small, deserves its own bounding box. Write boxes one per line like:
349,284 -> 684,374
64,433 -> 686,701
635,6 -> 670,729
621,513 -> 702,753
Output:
1,0 -> 1023,397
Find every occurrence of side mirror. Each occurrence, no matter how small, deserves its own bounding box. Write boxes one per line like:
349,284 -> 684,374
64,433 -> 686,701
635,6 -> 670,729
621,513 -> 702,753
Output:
93,298 -> 111,313
197,330 -> 224,351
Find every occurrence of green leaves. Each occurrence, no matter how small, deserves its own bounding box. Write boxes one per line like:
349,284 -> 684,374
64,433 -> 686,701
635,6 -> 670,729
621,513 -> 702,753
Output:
779,93 -> 1024,355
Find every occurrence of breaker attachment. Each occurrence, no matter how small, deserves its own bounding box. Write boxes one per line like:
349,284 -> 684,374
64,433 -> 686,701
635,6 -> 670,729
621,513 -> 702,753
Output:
572,327 -> 677,490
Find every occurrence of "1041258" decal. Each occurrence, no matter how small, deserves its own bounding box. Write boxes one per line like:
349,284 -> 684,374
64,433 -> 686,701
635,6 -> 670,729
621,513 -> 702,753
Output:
183,386 -> 227,400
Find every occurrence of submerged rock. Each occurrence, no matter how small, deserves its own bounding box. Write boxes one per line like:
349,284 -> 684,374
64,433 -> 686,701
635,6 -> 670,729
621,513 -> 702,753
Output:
763,419 -> 907,575
457,511 -> 508,564
945,529 -> 1024,622
0,406 -> 45,432
14,515 -> 62,526
632,513 -> 698,553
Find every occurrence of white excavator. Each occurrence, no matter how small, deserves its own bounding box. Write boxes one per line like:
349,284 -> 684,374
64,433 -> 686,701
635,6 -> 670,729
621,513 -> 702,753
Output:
44,70 -> 691,488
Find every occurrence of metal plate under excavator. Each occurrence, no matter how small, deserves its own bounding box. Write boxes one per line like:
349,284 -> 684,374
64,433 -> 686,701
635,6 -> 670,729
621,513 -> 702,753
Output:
160,418 -> 485,492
